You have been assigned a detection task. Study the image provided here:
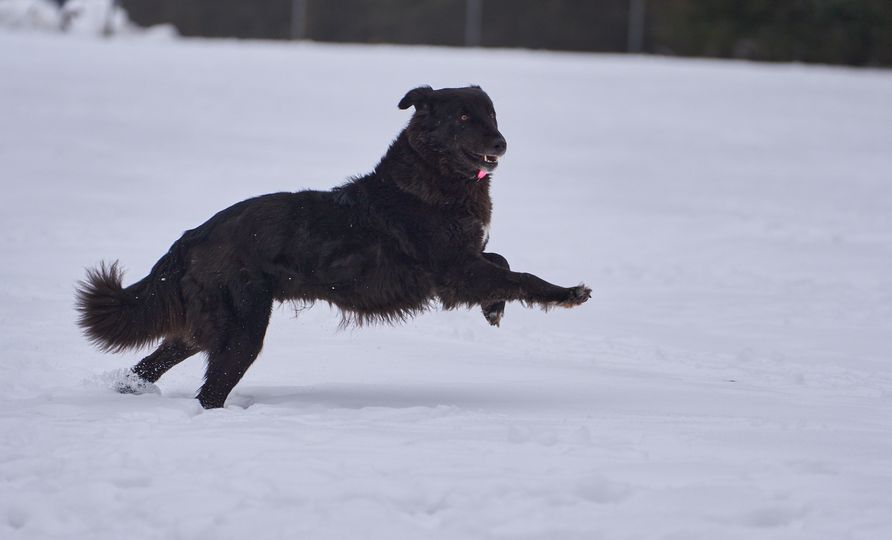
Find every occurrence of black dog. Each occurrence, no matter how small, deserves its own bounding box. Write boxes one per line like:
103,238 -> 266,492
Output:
76,85 -> 591,408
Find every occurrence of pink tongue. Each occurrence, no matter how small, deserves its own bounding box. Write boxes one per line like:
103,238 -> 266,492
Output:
476,169 -> 487,180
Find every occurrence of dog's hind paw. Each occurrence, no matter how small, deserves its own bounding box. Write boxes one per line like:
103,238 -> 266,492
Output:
482,301 -> 505,327
102,368 -> 161,395
558,284 -> 592,308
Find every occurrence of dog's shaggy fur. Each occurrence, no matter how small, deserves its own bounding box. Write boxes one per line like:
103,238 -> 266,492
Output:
76,85 -> 591,408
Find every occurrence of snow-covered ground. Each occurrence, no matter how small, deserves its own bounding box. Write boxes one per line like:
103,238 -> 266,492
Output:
1,30 -> 891,539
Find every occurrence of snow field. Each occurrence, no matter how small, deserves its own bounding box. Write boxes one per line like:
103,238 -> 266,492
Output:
1,32 -> 891,539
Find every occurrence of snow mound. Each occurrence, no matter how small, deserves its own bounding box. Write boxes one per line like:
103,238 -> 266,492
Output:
0,0 -> 176,37
0,0 -> 60,31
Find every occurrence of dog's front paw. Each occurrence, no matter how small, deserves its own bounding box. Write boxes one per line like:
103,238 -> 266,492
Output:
558,284 -> 591,308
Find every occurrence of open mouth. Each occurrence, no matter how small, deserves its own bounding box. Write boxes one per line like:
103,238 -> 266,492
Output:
464,150 -> 501,170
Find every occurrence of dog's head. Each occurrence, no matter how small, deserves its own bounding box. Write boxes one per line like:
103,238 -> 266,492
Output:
399,85 -> 507,180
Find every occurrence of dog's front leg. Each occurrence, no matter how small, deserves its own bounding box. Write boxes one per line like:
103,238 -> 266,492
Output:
441,256 -> 591,312
481,252 -> 509,326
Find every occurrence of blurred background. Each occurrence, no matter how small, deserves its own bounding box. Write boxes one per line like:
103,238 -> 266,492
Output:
4,0 -> 891,67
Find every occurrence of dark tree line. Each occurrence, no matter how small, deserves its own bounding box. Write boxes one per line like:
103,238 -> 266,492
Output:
121,0 -> 892,67
650,0 -> 892,66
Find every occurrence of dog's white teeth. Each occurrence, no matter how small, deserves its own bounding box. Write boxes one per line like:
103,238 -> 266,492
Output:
485,155 -> 498,163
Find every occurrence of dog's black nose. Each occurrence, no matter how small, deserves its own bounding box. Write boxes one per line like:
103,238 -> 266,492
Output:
492,135 -> 507,155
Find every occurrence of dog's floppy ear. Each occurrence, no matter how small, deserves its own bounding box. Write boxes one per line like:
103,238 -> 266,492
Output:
398,86 -> 434,110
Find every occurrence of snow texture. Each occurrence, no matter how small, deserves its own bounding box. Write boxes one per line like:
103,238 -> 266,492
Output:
1,31 -> 891,539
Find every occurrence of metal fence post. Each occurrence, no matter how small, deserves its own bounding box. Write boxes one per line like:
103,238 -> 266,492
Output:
465,0 -> 482,47
627,0 -> 645,53
291,0 -> 307,40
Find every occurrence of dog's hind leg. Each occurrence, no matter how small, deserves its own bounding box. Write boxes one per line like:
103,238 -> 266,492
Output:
132,338 -> 201,383
481,252 -> 509,326
196,325 -> 269,409
196,288 -> 273,409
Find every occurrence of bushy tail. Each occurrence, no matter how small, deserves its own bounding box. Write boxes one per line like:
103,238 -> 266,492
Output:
75,257 -> 183,353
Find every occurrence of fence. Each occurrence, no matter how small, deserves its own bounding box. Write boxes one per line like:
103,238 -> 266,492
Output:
121,0 -> 892,67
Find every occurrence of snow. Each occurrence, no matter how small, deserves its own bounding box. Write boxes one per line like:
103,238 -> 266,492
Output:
1,31 -> 892,539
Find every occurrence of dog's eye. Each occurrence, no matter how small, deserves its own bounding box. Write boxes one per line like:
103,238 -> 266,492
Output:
489,112 -> 496,120
459,113 -> 470,122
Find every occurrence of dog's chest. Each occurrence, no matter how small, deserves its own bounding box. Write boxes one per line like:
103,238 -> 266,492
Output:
405,185 -> 492,255
459,184 -> 492,249
452,213 -> 490,251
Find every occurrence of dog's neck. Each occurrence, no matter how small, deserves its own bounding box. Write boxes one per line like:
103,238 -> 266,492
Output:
375,132 -> 492,223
